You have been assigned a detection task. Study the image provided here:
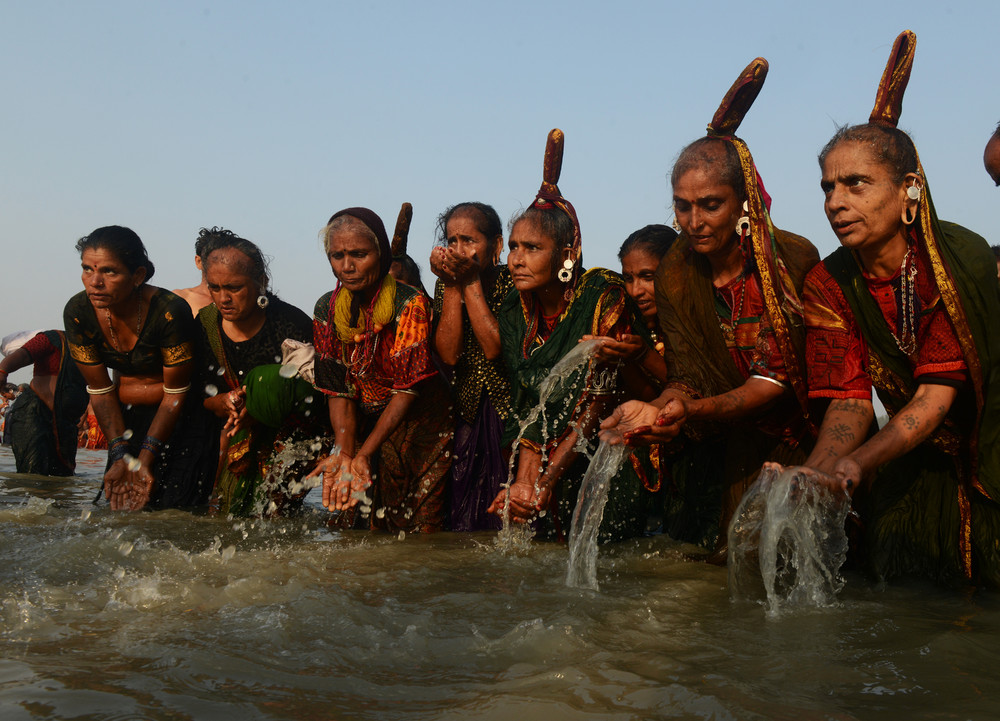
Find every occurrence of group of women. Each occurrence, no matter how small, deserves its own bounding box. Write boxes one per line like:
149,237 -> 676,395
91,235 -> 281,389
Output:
51,31 -> 1000,589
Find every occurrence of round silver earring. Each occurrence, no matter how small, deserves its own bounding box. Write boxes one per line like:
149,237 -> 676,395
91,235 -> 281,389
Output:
557,258 -> 574,283
257,294 -> 269,309
735,201 -> 750,236
906,185 -> 921,200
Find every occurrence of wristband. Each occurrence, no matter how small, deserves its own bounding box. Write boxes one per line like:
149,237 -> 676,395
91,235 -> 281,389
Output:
141,435 -> 165,458
108,436 -> 129,463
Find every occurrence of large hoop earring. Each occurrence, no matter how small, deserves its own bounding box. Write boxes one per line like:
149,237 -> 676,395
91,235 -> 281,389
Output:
257,294 -> 270,309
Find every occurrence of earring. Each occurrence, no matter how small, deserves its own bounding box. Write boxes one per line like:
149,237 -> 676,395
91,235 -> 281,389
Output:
735,201 -> 750,236
557,258 -> 574,283
906,184 -> 921,201
257,294 -> 270,309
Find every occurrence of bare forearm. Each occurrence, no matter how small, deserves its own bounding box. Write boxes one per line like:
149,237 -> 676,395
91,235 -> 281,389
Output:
805,397 -> 874,473
688,377 -> 785,422
433,286 -> 464,365
329,396 -> 358,456
462,278 -> 501,360
357,391 -> 416,459
849,384 -> 956,477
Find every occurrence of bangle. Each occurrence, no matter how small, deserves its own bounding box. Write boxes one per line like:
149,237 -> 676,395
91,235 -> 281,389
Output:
87,383 -> 117,395
108,435 -> 129,463
141,435 -> 165,458
163,384 -> 191,395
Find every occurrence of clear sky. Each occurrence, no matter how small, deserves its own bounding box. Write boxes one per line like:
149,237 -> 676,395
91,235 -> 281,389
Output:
1,1 -> 997,382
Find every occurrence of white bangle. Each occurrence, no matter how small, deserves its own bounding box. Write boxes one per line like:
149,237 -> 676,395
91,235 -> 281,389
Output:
163,384 -> 191,395
86,383 -> 117,395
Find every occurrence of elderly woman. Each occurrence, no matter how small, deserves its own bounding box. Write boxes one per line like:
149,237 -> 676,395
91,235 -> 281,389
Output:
600,60 -> 819,554
309,207 -> 453,533
801,32 -> 1000,586
195,227 -> 323,517
63,226 -> 215,510
486,129 -> 652,542
430,201 -> 513,531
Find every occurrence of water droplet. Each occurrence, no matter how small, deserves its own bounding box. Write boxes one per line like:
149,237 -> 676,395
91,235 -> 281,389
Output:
376,507 -> 386,519
80,508 -> 91,521
113,567 -> 125,580
397,530 -> 406,541
217,367 -> 226,376
125,455 -> 141,472
122,429 -> 133,440
304,395 -> 314,404
278,364 -> 298,378
220,545 -> 236,562
205,384 -> 219,397
118,541 -> 134,556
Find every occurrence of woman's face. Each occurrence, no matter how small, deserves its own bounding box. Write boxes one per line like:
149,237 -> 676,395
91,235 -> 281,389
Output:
327,228 -> 382,295
205,248 -> 263,324
80,247 -> 145,310
621,248 -> 661,321
672,166 -> 742,258
821,140 -> 912,253
446,212 -> 499,267
507,219 -> 563,294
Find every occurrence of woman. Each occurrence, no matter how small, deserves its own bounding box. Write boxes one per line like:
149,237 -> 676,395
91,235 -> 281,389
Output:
63,225 -> 215,510
309,207 -> 452,533
486,129 -> 652,543
430,201 -> 513,531
0,330 -> 87,476
195,227 -> 323,517
599,59 -> 819,554
800,32 -> 1000,586
584,224 -> 676,389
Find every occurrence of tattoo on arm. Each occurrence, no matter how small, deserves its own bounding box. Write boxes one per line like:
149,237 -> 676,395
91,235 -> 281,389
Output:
828,422 -> 855,444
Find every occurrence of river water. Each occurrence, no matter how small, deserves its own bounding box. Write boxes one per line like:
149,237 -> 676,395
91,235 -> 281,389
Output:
2,446 -> 999,720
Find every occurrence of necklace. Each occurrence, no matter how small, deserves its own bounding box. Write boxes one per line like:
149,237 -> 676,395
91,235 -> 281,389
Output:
890,248 -> 918,355
716,270 -> 748,342
105,294 -> 143,353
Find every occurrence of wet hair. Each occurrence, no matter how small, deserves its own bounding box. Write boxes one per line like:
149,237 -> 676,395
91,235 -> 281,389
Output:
201,227 -> 271,292
991,244 -> 1000,260
618,224 -> 678,262
670,137 -> 746,201
818,124 -> 918,184
507,205 -> 575,250
436,202 -> 504,253
75,225 -> 155,282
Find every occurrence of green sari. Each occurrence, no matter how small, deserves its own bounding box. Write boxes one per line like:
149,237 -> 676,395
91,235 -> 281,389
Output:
499,268 -> 655,543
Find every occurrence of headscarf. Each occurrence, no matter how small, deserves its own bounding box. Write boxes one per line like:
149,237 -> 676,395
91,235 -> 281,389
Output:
327,207 -> 393,280
326,206 -> 397,342
529,128 -> 584,288
703,57 -> 812,412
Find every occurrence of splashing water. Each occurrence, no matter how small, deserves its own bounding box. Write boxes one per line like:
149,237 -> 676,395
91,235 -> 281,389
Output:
565,441 -> 627,590
728,465 -> 851,615
494,340 -> 600,553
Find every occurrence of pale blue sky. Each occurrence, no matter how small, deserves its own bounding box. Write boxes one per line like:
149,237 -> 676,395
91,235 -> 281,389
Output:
2,1 -> 998,382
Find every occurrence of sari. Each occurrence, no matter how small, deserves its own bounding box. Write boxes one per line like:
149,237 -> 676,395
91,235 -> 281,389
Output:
500,267 -> 655,543
7,331 -> 88,476
198,297 -> 325,517
313,278 -> 452,533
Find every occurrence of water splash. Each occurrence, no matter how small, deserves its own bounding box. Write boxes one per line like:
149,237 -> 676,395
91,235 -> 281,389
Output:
565,441 -> 627,590
728,465 -> 851,614
495,339 -> 600,551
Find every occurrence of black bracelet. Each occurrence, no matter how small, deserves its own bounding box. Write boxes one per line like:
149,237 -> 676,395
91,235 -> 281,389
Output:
108,436 -> 129,463
141,435 -> 165,458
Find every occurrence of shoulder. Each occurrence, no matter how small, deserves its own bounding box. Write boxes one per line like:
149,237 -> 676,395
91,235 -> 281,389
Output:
63,290 -> 91,318
313,290 -> 336,321
269,296 -> 312,325
150,288 -> 194,320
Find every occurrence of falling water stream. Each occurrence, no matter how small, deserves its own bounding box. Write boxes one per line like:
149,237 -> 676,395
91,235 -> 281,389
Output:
3,445 -> 1000,719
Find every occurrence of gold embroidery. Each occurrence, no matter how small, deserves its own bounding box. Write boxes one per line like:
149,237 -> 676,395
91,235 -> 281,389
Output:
69,343 -> 102,365
165,311 -> 173,323
161,342 -> 194,365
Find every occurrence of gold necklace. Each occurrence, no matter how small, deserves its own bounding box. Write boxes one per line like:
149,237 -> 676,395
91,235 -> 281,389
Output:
890,248 -> 918,355
105,293 -> 143,352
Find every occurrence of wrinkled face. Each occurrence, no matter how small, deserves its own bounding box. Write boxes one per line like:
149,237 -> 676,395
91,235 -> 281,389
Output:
446,213 -> 499,267
507,219 -> 563,293
327,228 -> 381,295
205,248 -> 262,324
621,249 -> 661,322
80,248 -> 145,309
672,166 -> 742,258
820,141 -> 911,252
